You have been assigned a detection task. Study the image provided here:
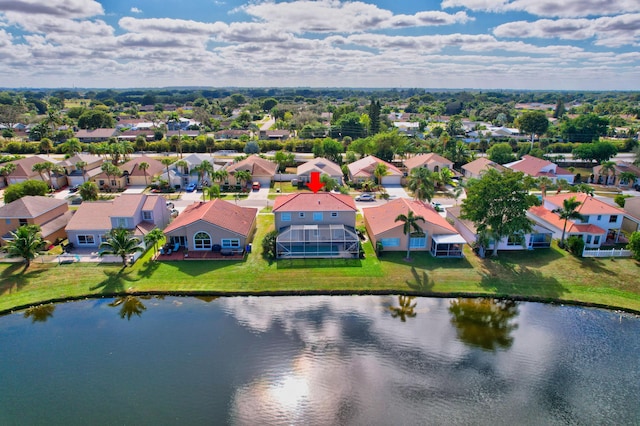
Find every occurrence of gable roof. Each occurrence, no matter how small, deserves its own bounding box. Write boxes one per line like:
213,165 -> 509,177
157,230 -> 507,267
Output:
66,194 -> 163,231
58,153 -> 103,168
528,205 -> 606,235
363,198 -> 458,236
506,155 -> 572,178
75,128 -> 117,139
404,153 -> 453,170
296,157 -> 343,177
226,155 -> 277,177
7,155 -> 58,178
462,157 -> 506,176
544,192 -> 626,216
593,161 -> 640,177
163,199 -> 257,236
119,155 -> 165,177
0,196 -> 67,218
272,192 -> 356,212
347,155 -> 403,178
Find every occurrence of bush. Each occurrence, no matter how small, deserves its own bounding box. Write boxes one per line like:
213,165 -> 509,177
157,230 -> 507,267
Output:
566,236 -> 585,256
627,232 -> 640,261
261,230 -> 278,260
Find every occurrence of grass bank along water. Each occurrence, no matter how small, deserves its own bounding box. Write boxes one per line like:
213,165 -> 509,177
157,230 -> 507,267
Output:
1,215 -> 640,314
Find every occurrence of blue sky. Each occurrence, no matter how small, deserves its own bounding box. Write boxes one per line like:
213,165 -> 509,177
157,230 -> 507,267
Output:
0,0 -> 639,90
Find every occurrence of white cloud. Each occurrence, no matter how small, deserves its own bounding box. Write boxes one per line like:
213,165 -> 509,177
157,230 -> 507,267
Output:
0,0 -> 104,18
118,17 -> 225,35
3,13 -> 113,36
130,7 -> 142,14
442,0 -> 640,18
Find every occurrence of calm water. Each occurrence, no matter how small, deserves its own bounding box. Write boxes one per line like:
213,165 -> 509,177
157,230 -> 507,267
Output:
0,296 -> 639,425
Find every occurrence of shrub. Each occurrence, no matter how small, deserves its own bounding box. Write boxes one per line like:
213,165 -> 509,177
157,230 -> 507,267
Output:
566,236 -> 585,257
627,232 -> 640,261
261,230 -> 279,260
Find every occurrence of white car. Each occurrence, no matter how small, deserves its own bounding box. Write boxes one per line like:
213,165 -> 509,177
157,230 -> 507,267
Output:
355,193 -> 375,202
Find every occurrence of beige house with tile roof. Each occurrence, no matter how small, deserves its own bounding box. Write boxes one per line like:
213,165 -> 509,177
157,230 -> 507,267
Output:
3,155 -> 59,187
347,155 -> 403,185
163,199 -> 257,253
225,154 -> 278,188
461,158 -> 507,180
505,155 -> 574,183
0,196 -> 72,246
65,194 -> 170,249
272,192 -> 359,258
296,157 -> 343,184
57,153 -> 103,187
404,153 -> 453,174
363,198 -> 465,257
90,155 -> 164,189
592,161 -> 640,187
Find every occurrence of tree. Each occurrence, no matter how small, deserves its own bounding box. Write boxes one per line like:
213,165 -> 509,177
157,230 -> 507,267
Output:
395,209 -> 425,260
203,184 -> 221,201
31,162 -> 50,186
4,180 -> 49,203
161,158 -> 174,185
261,97 -> 278,111
572,142 -> 617,163
144,227 -> 165,258
487,142 -> 516,164
368,99 -> 381,135
389,295 -> 417,322
75,161 -> 87,182
135,135 -> 147,152
60,138 -> 82,156
619,171 -> 637,187
599,160 -> 616,185
461,169 -> 538,257
515,110 -> 549,147
373,162 -> 389,187
101,162 -> 122,190
139,161 -> 150,186
235,170 -> 252,188
274,150 -> 295,172
39,138 -> 53,155
627,231 -> 640,261
552,196 -> 585,248
99,227 -> 143,267
407,167 -> 435,202
553,98 -> 566,119
77,109 -> 114,129
0,162 -> 16,187
244,140 -> 260,154
560,113 -> 609,142
78,181 -> 99,201
6,225 -> 47,269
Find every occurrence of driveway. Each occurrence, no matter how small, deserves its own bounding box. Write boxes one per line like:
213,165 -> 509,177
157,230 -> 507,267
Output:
383,184 -> 411,200
247,187 -> 270,201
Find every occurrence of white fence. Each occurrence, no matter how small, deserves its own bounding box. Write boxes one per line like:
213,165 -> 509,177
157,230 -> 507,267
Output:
582,247 -> 632,258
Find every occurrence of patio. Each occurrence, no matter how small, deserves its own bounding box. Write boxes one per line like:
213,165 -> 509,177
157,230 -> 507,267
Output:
155,250 -> 246,261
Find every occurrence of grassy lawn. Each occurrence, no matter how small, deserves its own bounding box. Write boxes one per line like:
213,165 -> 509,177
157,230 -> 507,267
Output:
1,215 -> 639,313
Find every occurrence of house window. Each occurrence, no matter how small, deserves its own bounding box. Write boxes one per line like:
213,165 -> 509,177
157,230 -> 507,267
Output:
100,234 -> 109,243
409,237 -> 426,248
111,180 -> 117,186
586,235 -> 592,244
142,211 -> 153,221
221,239 -> 240,248
507,234 -> 523,246
281,213 -> 291,222
313,212 -> 323,221
99,180 -> 105,186
597,215 -> 602,221
298,212 -> 305,218
194,232 -> 212,250
77,235 -> 95,245
18,219 -> 28,226
380,238 -> 400,247
594,236 -> 600,245
609,215 -> 618,223
116,218 -> 127,228
4,219 -> 10,225
331,212 -> 338,218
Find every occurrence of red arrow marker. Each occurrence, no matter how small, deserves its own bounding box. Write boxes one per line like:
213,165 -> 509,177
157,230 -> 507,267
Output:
306,171 -> 325,193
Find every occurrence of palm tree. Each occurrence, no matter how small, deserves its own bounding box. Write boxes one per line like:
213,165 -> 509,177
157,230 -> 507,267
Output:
161,158 -> 174,186
39,138 -> 53,155
373,162 -> 389,191
395,209 -> 425,260
143,228 -> 165,258
169,135 -> 183,158
78,181 -> 99,201
389,295 -> 417,322
61,138 -> 83,156
204,184 -> 221,201
6,225 -> 47,269
619,171 -> 637,188
600,160 -> 616,185
0,162 -> 16,187
75,161 -> 87,182
552,196 -> 585,248
139,161 -> 150,186
407,167 -> 435,202
537,176 -> 553,198
214,169 -> 228,186
175,160 -> 189,178
101,162 -> 121,191
32,162 -> 49,185
235,170 -> 252,189
99,227 -> 144,267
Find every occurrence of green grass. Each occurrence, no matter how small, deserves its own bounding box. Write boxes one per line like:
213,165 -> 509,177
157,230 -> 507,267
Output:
1,215 -> 639,313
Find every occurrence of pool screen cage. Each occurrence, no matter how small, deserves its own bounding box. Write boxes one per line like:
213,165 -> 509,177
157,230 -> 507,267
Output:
276,224 -> 360,258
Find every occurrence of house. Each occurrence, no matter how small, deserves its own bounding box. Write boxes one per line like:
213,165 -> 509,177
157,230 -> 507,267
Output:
172,153 -> 223,188
75,128 -> 117,143
57,153 -> 103,187
259,130 -> 291,140
363,198 -> 466,257
91,156 -> 164,190
447,205 -> 552,253
623,197 -> 640,234
461,158 -> 507,180
214,129 -> 251,140
296,157 -> 343,185
526,193 -> 640,248
392,122 -> 421,137
225,155 -> 278,188
272,192 -> 359,258
404,153 -> 453,175
3,155 -> 59,187
591,162 -> 640,186
163,199 -> 257,254
347,155 -> 403,185
505,155 -> 574,184
0,196 -> 73,246
65,194 -> 171,249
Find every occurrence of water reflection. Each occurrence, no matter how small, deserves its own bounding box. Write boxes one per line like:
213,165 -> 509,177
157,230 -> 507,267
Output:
108,295 -> 149,320
449,297 -> 519,351
388,295 -> 417,322
23,304 -> 55,323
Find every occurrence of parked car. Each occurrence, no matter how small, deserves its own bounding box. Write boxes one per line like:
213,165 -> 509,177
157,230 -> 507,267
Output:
185,183 -> 197,192
68,185 -> 79,193
252,182 -> 261,191
355,193 -> 375,202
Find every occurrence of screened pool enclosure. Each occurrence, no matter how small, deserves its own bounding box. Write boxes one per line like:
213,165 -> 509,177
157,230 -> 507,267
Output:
276,224 -> 360,258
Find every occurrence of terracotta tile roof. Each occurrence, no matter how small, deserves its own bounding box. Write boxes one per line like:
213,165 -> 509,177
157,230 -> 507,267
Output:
296,157 -> 343,177
593,161 -> 640,177
226,155 -> 277,177
506,155 -> 572,178
120,155 -> 165,177
66,194 -> 163,231
404,153 -> 453,170
273,192 -> 356,212
7,155 -> 57,179
529,205 -> 606,235
347,155 -> 403,179
544,193 -> 626,216
461,158 -> 506,176
58,153 -> 103,168
363,198 -> 458,236
39,210 -> 74,239
75,128 -> 117,139
0,196 -> 67,218
163,199 -> 257,236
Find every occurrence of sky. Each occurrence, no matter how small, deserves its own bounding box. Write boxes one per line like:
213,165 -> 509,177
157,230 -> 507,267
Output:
0,0 -> 639,90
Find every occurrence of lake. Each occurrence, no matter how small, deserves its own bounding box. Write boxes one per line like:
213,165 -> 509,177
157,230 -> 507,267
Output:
1,296 -> 639,425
